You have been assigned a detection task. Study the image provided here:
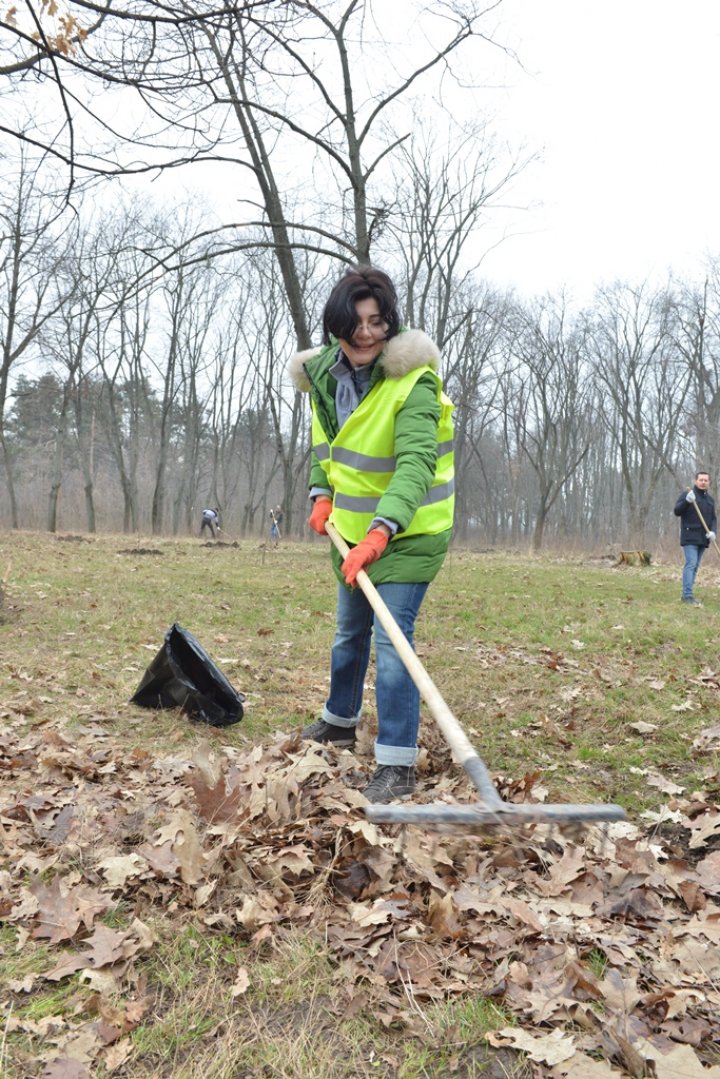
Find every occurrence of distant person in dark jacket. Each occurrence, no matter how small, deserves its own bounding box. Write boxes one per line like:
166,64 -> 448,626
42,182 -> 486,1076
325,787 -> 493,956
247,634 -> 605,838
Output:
270,506 -> 283,545
674,471 -> 716,606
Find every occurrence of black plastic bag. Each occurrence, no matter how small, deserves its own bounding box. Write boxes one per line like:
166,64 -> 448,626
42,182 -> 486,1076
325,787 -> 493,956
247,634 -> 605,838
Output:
130,623 -> 245,727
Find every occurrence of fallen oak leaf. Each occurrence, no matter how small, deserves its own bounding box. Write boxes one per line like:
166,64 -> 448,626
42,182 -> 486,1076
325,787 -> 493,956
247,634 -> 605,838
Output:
230,966 -> 250,997
604,885 -> 665,924
81,924 -> 134,969
551,1051 -> 623,1077
7,972 -> 37,992
662,1013 -> 716,1047
169,810 -> 205,885
503,897 -> 545,933
639,806 -> 682,826
598,968 -> 642,1013
44,953 -> 88,982
41,1059 -> 90,1079
30,876 -> 110,944
136,839 -> 180,879
604,1032 -> 647,1079
263,845 -> 315,878
486,1026 -> 576,1066
696,850 -> 720,893
194,880 -> 218,908
103,1039 -> 133,1073
143,809 -> 204,885
188,766 -> 243,823
97,854 -> 148,888
80,967 -> 123,995
687,810 -> 720,849
677,880 -> 707,913
348,899 -> 410,927
45,920 -> 156,982
628,721 -> 657,734
632,1038 -> 720,1079
87,992 -> 148,1033
645,772 -> 685,795
693,723 -> 720,750
664,987 -> 707,1019
235,892 -> 281,930
427,891 -> 463,938
279,748 -> 334,784
45,1025 -> 103,1067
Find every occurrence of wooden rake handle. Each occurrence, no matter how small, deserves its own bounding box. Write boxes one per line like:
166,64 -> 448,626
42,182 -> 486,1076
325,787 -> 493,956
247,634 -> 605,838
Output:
690,495 -> 720,558
326,521 -> 502,807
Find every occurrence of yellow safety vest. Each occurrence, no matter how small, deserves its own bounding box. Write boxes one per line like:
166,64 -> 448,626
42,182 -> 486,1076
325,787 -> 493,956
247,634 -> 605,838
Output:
311,365 -> 454,544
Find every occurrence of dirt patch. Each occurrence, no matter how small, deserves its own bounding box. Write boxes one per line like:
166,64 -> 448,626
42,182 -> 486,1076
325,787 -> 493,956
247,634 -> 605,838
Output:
117,547 -> 163,556
652,819 -> 720,867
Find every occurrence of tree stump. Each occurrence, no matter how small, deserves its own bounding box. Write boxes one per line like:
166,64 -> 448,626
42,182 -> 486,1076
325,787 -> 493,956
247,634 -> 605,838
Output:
616,550 -> 652,567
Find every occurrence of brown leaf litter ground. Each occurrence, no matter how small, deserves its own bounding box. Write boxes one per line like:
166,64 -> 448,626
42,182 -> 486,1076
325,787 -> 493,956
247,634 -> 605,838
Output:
1,714 -> 719,1078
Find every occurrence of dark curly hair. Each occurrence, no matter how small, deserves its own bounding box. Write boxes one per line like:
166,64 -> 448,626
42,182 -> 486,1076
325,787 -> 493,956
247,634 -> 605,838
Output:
321,265 -> 400,345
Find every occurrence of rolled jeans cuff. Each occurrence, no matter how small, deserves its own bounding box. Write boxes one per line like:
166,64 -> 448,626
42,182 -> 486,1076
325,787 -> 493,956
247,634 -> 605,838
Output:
321,704 -> 359,729
374,741 -> 418,767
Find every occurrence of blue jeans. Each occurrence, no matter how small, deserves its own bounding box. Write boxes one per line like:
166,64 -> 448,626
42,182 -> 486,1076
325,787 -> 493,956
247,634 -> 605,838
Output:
322,581 -> 429,767
682,544 -> 705,599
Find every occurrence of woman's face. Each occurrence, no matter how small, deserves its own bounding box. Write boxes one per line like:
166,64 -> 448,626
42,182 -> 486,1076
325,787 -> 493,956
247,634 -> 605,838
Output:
338,297 -> 388,368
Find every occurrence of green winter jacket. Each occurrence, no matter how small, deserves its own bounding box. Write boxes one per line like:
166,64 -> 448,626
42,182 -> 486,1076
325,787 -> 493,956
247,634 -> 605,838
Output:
288,329 -> 455,585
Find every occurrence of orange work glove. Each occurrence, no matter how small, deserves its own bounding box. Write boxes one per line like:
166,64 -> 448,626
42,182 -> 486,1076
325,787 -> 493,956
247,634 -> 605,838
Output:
341,529 -> 389,586
308,497 -> 332,535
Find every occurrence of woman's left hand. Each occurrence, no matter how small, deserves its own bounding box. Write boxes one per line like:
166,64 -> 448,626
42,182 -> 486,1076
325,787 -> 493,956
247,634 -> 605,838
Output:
341,529 -> 389,586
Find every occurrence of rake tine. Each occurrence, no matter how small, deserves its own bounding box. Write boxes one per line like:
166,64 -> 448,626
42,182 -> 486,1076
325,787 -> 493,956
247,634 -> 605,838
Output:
599,822 -> 611,857
326,523 -> 626,832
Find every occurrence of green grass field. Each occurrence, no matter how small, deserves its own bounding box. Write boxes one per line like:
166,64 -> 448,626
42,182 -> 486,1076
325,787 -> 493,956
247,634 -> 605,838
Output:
1,532 -> 719,1078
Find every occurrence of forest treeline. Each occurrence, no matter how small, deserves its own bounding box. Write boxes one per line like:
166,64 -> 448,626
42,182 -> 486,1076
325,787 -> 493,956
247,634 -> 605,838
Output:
0,2 -> 716,548
2,173 -> 716,548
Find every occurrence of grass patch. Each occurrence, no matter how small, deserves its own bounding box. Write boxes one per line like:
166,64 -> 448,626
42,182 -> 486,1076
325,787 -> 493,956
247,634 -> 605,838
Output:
3,533 -> 718,814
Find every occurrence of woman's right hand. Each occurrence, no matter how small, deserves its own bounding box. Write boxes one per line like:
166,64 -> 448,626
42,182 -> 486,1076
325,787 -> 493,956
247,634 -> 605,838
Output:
308,497 -> 332,535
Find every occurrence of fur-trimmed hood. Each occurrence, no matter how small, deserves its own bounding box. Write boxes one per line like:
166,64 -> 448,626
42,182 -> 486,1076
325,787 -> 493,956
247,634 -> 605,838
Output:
287,328 -> 441,392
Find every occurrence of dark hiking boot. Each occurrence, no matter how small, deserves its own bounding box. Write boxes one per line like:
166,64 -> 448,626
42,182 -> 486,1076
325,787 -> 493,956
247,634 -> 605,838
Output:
301,718 -> 357,748
362,765 -> 416,804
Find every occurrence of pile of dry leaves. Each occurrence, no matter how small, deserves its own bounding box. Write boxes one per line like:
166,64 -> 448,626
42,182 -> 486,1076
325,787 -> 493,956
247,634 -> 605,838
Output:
1,718 -> 719,1078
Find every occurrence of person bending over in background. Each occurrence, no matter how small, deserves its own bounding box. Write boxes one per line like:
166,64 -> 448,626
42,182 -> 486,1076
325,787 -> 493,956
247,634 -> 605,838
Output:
200,507 -> 219,539
288,265 -> 454,804
674,470 -> 716,606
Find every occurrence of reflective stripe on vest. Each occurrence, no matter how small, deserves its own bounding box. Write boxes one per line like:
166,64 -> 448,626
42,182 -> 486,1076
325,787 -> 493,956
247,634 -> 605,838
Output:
311,364 -> 454,544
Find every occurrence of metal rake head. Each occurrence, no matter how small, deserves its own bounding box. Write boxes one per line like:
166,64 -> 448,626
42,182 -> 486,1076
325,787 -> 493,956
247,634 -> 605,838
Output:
364,799 -> 626,827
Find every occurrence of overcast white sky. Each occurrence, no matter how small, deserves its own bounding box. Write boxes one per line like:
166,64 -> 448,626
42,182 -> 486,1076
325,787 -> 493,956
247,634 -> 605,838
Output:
101,0 -> 720,305
476,0 -> 720,301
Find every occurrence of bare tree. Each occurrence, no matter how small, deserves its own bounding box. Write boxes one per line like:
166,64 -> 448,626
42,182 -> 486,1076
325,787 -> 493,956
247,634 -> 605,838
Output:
2,2 -> 515,336
40,218 -> 121,532
505,296 -> 595,550
441,282 -> 512,541
587,282 -> 691,544
0,153 -> 74,526
388,128 -> 529,347
91,214 -> 158,533
669,269 -> 720,480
